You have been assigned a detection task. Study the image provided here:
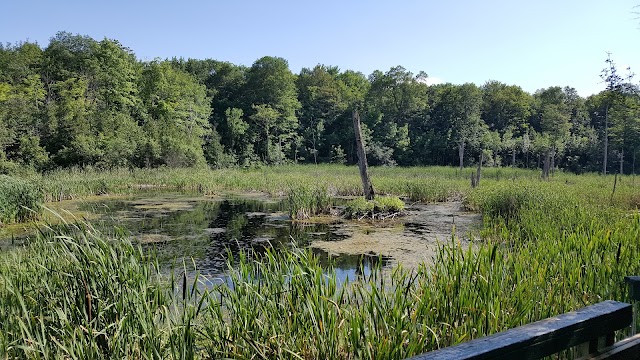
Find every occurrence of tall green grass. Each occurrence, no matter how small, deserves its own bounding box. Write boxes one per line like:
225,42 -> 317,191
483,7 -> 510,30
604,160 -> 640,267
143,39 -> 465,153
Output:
287,185 -> 331,220
31,165 -> 490,203
0,174 -> 42,224
3,167 -> 640,358
2,195 -> 638,359
0,220 -> 205,359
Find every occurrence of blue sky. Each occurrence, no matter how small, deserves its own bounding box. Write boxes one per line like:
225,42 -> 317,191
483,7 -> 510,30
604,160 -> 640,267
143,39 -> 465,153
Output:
2,0 -> 638,96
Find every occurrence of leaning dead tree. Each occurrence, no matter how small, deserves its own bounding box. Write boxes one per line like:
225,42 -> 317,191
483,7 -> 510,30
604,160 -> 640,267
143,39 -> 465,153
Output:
471,152 -> 484,188
352,109 -> 375,200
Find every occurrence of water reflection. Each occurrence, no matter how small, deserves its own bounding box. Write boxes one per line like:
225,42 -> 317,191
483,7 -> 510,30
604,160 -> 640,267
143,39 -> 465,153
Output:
72,194 -> 383,281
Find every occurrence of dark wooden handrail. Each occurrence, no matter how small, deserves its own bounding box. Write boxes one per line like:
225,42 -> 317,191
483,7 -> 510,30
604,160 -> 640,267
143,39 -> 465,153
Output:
407,300 -> 632,360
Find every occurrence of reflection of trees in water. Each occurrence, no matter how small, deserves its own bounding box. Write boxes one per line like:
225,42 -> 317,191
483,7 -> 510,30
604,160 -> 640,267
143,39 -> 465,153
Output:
77,195 -> 393,277
311,248 -> 392,279
225,213 -> 248,241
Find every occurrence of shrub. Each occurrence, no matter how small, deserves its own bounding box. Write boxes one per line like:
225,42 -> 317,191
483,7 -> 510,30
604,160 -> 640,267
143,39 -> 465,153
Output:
375,195 -> 405,212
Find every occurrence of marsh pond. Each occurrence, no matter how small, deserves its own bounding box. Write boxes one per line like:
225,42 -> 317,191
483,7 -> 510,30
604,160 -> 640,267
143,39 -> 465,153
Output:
1,192 -> 481,281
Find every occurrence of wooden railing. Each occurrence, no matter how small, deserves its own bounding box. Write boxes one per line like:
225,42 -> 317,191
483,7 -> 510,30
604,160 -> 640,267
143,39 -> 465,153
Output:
407,277 -> 640,360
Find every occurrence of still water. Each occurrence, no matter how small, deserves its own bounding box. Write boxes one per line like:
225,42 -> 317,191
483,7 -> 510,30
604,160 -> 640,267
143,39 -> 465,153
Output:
2,192 -> 481,282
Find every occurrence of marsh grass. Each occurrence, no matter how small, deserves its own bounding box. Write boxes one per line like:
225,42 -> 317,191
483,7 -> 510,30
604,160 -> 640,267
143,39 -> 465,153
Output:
0,217 -> 207,359
343,196 -> 405,219
3,192 -> 638,359
32,165 -> 497,203
0,174 -> 42,224
3,166 -> 640,358
287,186 -> 332,220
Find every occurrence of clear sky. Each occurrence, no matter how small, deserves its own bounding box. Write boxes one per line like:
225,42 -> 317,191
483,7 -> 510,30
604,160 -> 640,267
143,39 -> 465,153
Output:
2,0 -> 638,97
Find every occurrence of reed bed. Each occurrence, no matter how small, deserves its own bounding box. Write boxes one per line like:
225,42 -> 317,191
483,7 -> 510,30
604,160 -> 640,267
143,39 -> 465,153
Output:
287,185 -> 332,220
0,174 -> 42,224
32,165 -> 539,203
2,181 -> 639,359
0,218 -> 210,359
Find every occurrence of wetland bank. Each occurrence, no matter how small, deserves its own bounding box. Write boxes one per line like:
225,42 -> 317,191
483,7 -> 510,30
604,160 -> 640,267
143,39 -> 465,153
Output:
1,165 -> 640,359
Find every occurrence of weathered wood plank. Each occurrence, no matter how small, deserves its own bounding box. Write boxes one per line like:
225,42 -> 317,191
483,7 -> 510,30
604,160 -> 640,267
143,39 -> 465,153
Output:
408,300 -> 632,360
584,333 -> 640,360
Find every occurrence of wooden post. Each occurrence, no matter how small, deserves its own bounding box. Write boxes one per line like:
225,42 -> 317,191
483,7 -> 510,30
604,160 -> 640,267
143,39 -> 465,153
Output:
542,149 -> 551,180
625,276 -> 640,335
352,109 -> 375,200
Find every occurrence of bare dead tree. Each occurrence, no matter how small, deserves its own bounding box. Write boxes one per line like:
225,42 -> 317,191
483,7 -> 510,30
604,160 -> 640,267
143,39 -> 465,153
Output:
352,109 -> 375,200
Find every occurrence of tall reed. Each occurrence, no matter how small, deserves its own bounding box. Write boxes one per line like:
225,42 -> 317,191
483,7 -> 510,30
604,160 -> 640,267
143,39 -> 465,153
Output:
0,218 -> 205,359
0,174 -> 42,224
3,167 -> 640,358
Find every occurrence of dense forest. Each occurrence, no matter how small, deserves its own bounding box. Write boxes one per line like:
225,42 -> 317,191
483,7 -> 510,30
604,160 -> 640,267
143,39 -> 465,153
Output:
1,32 -> 638,174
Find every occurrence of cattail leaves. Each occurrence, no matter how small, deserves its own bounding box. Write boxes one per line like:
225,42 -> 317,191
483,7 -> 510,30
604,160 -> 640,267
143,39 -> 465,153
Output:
0,174 -> 42,224
2,168 -> 640,358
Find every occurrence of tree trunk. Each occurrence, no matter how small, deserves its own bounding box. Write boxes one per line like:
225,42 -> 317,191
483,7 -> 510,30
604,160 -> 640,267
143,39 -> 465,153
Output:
475,152 -> 483,187
512,148 -> 516,168
265,127 -> 270,163
312,133 -> 318,165
458,141 -> 465,170
619,148 -> 624,175
550,149 -> 555,176
542,150 -> 550,180
603,106 -> 609,175
352,109 -> 374,200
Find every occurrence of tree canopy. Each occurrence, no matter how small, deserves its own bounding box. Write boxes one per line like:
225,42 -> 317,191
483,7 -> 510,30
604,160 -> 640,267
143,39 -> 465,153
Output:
1,32 -> 637,175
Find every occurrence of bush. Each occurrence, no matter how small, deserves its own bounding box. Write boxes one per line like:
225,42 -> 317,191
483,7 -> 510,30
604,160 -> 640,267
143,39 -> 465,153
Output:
0,175 -> 42,224
375,195 -> 405,212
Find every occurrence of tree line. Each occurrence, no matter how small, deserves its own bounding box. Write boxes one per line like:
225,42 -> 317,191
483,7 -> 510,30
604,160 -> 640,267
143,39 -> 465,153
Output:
1,32 -> 638,175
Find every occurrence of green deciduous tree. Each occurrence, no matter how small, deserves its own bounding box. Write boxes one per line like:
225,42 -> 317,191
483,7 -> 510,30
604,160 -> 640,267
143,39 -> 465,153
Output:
297,65 -> 349,164
249,104 -> 280,163
532,87 -> 572,178
481,81 -> 532,134
0,42 -> 48,169
599,53 -> 634,175
140,61 -> 211,167
245,56 -> 300,163
365,66 -> 429,165
609,92 -> 640,174
428,83 -> 484,169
